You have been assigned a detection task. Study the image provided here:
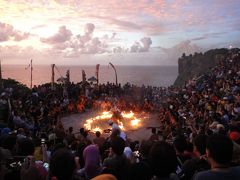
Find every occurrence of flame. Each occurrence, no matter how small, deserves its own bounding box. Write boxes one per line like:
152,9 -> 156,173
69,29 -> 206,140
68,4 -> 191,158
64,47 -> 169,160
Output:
121,111 -> 134,118
117,120 -> 125,130
100,111 -> 112,119
83,110 -> 145,133
83,111 -> 112,132
131,118 -> 140,127
84,118 -> 93,130
92,127 -> 103,133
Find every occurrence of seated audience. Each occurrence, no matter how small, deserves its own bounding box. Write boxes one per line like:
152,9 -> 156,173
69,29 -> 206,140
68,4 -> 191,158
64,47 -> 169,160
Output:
194,134 -> 240,180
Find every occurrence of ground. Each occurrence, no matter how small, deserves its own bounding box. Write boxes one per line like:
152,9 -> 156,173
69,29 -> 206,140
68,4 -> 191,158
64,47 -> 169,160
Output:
60,110 -> 161,141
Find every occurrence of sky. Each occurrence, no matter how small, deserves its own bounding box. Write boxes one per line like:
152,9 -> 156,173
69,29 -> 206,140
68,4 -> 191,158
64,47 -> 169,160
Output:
0,0 -> 240,65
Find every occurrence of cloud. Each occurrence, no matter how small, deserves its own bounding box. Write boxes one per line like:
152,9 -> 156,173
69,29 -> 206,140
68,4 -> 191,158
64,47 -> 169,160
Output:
39,23 -> 128,57
231,21 -> 240,31
191,36 -> 207,41
0,22 -> 30,42
191,32 -> 227,41
158,40 -> 202,63
113,46 -> 127,53
130,37 -> 152,52
40,26 -> 72,44
91,15 -> 141,31
139,37 -> 152,52
130,42 -> 140,52
101,33 -> 122,44
82,37 -> 104,54
111,32 -> 117,39
84,23 -> 95,35
0,45 -> 42,60
31,24 -> 47,29
161,40 -> 201,54
76,23 -> 96,46
46,23 -> 111,57
72,24 -> 107,55
90,15 -> 165,35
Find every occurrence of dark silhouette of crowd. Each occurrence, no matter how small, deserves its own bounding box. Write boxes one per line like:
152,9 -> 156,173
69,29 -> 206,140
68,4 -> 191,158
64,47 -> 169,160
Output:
0,49 -> 240,180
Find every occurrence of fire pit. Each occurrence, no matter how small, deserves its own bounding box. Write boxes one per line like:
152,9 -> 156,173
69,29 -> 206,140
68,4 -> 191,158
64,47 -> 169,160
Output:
83,111 -> 147,133
61,109 -> 159,140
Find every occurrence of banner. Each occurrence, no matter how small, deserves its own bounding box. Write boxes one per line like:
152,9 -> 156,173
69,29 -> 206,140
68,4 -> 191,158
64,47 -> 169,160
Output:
109,62 -> 118,85
82,70 -> 86,83
95,64 -> 100,85
25,59 -> 32,70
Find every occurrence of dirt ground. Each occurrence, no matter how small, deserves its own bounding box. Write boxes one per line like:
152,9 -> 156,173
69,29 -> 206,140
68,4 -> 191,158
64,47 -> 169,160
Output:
60,110 -> 161,141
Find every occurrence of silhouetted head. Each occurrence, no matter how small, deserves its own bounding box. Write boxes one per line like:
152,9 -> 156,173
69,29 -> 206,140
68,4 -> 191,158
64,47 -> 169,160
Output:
49,149 -> 76,180
149,141 -> 178,178
110,136 -> 125,156
206,134 -> 233,165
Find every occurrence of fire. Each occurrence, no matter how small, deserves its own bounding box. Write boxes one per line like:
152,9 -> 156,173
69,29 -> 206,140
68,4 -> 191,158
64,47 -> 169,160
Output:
117,120 -> 125,131
121,111 -> 134,118
84,119 -> 93,130
131,118 -> 140,127
100,111 -> 113,119
83,110 -> 145,133
92,127 -> 103,133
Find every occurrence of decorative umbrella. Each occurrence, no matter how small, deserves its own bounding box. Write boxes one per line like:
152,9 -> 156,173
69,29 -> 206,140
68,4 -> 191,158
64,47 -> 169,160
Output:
57,77 -> 67,83
88,76 -> 97,82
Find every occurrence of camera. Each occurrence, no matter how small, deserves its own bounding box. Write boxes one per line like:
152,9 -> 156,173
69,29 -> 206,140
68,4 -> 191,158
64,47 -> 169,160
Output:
133,151 -> 140,158
8,130 -> 17,135
5,156 -> 27,170
43,162 -> 49,171
41,138 -> 46,145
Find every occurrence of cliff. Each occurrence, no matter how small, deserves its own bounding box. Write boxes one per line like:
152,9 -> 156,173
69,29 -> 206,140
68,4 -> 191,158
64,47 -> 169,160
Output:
173,48 -> 237,86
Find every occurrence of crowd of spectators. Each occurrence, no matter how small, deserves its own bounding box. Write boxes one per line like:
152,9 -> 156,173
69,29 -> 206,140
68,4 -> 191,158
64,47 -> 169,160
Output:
0,49 -> 240,180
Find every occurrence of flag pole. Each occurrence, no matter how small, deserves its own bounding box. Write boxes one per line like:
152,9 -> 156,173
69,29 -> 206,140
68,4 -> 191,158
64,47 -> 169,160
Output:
0,60 -> 3,89
30,59 -> 33,89
96,64 -> 100,85
51,64 -> 55,90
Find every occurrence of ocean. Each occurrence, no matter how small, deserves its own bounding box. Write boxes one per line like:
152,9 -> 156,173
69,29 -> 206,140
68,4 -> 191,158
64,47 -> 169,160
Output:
2,65 -> 178,87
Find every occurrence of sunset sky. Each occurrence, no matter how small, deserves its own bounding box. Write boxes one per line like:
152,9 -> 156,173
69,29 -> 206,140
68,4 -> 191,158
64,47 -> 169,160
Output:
0,0 -> 240,65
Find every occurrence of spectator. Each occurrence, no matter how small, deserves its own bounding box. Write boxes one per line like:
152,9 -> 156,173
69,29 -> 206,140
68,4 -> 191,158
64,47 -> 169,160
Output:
149,128 -> 159,142
92,174 -> 117,180
181,134 -> 210,180
139,140 -> 153,163
78,145 -> 102,179
128,161 -> 153,180
108,120 -> 127,141
17,138 -> 35,156
93,131 -> 105,148
49,148 -> 76,180
194,134 -> 240,180
66,127 -> 75,145
123,147 -> 133,163
103,136 -> 129,180
173,136 -> 191,167
16,139 -> 47,180
149,141 -> 178,180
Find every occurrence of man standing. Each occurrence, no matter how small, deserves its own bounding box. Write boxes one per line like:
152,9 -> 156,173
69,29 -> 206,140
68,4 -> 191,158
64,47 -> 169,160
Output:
108,120 -> 126,141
